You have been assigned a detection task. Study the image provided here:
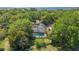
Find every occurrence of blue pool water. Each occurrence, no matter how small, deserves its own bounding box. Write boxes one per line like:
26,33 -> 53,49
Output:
32,33 -> 45,37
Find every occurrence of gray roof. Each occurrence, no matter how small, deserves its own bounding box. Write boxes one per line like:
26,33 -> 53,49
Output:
32,23 -> 46,33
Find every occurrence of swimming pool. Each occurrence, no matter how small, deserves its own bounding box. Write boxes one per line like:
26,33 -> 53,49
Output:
32,32 -> 47,38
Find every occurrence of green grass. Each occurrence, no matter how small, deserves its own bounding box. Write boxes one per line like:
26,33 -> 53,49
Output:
31,38 -> 58,51
31,45 -> 58,51
0,38 -> 11,51
34,38 -> 51,44
0,40 -> 4,48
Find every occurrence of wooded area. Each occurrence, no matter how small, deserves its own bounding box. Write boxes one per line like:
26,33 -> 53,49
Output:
0,8 -> 79,51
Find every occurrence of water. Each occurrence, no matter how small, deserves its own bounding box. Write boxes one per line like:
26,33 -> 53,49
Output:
32,33 -> 45,37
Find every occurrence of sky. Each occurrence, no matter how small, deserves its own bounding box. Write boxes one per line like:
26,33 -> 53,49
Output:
0,7 -> 78,10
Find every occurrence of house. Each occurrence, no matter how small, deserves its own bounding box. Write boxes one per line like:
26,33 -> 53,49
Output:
32,20 -> 47,38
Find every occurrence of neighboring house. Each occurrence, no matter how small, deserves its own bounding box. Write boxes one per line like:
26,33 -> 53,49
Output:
32,20 -> 47,38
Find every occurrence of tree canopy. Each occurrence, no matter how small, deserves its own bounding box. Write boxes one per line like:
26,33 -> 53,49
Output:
0,8 -> 79,51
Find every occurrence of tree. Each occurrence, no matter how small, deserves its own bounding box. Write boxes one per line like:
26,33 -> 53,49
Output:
42,14 -> 54,26
8,19 -> 33,50
0,29 -> 6,40
11,31 -> 30,50
50,12 -> 79,50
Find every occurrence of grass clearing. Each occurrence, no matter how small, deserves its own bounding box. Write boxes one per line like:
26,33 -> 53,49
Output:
0,38 -> 11,51
0,40 -> 4,48
31,38 -> 58,51
34,38 -> 51,44
31,45 -> 58,51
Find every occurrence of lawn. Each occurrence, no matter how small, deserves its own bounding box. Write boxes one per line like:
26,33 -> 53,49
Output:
0,40 -> 4,48
34,38 -> 51,44
31,38 -> 58,51
0,38 -> 11,51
